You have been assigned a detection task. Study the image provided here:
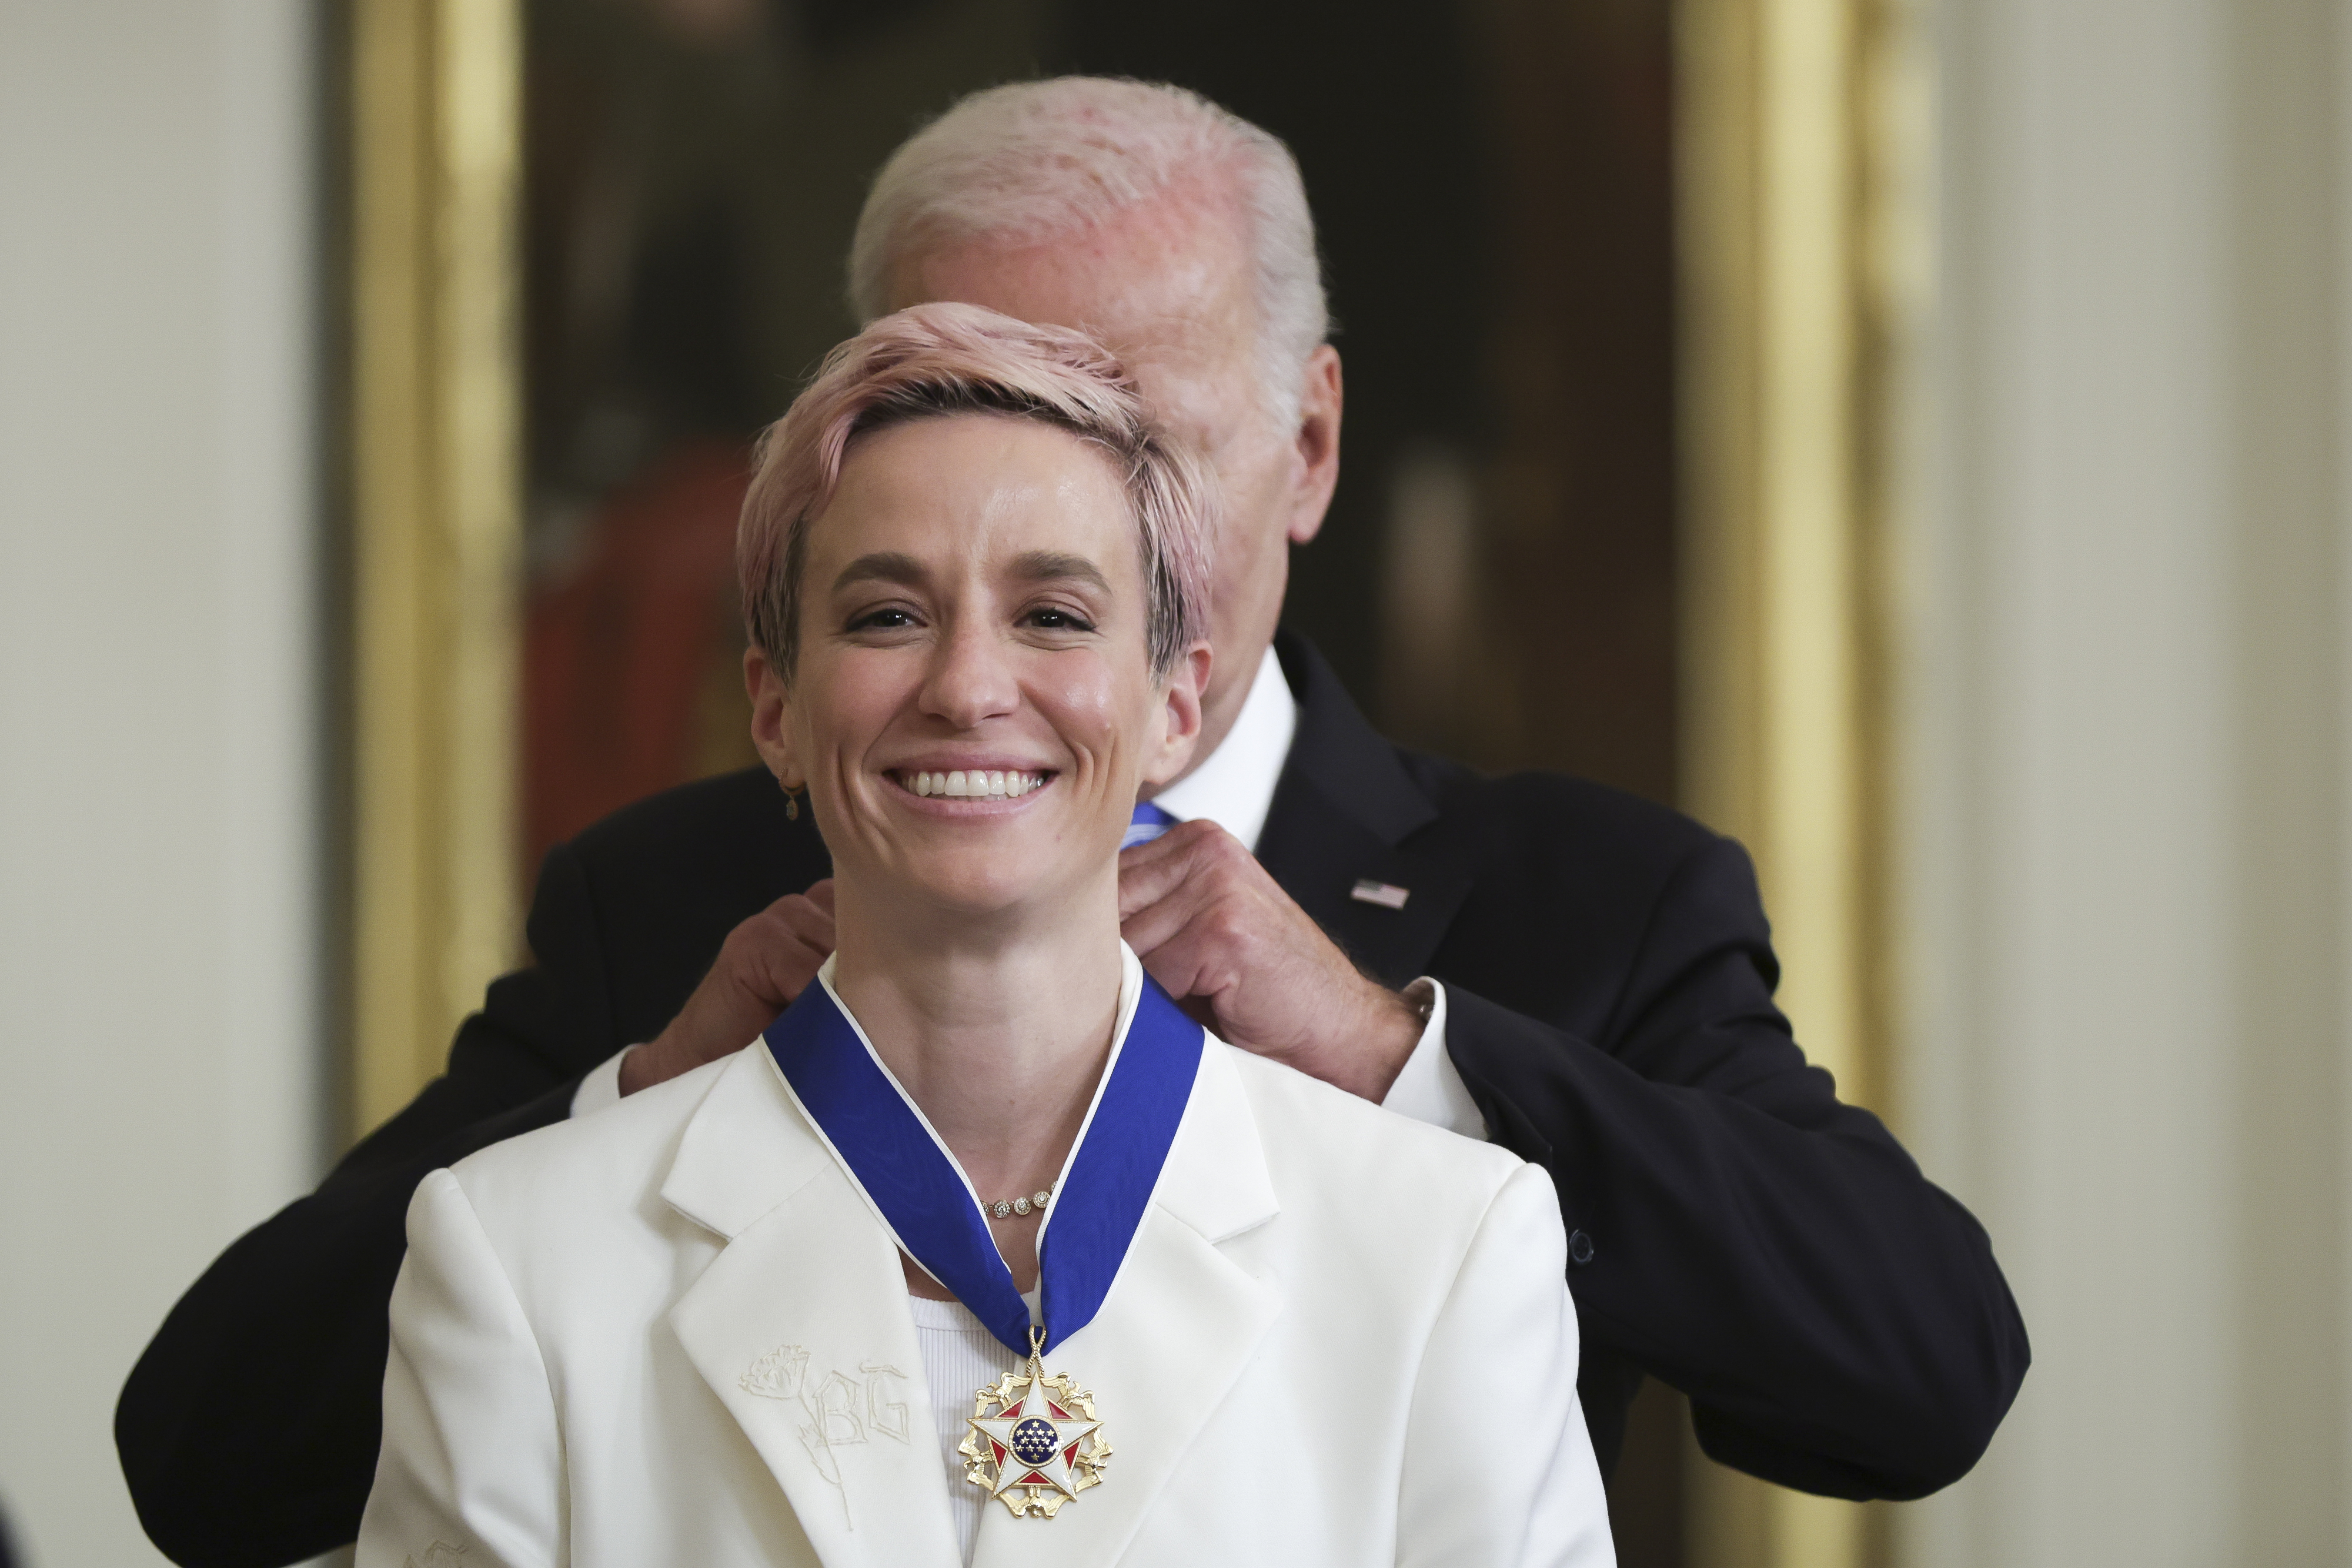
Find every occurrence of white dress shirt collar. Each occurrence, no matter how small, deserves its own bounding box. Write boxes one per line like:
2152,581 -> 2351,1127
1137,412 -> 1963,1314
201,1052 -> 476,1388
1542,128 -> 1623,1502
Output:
1148,643 -> 1298,854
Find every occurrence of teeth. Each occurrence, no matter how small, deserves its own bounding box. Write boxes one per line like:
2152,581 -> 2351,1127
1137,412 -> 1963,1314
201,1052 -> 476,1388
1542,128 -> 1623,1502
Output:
905,770 -> 1045,800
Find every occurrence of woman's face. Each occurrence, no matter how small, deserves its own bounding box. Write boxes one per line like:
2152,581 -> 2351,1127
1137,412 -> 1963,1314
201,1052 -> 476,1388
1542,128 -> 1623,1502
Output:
750,413 -> 1208,924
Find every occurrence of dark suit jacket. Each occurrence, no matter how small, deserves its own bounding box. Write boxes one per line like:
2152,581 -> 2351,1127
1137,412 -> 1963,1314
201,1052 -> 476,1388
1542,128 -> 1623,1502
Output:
116,634 -> 2027,1567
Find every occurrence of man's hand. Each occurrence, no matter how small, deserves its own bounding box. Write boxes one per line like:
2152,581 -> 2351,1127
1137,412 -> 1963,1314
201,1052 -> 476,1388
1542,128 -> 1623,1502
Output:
1118,820 -> 1425,1102
620,881 -> 837,1096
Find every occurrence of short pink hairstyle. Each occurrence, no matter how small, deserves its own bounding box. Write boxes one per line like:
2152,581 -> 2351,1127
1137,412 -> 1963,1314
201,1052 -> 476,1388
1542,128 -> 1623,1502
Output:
738,302 -> 1214,684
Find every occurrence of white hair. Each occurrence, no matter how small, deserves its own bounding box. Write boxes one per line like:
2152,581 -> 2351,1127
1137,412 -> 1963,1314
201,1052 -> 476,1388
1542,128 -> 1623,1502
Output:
848,77 -> 1330,427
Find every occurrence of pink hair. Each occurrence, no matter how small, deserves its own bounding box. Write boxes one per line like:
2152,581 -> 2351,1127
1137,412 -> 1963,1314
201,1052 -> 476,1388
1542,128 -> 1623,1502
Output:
737,301 -> 1215,683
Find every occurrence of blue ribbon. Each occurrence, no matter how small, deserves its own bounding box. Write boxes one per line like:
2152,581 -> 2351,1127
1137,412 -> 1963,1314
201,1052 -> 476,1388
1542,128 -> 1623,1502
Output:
763,965 -> 1204,1358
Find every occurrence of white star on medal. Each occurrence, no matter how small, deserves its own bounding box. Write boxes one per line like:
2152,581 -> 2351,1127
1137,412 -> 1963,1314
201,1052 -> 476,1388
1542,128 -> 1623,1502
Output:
962,1326 -> 1110,1517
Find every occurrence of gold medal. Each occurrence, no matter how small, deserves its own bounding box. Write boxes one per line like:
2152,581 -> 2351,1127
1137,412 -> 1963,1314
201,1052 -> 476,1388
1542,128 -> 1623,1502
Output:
960,1326 -> 1112,1518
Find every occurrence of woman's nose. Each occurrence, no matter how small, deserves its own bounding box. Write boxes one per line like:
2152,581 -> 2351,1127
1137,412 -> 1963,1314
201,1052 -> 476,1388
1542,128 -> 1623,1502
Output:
919,620 -> 1019,729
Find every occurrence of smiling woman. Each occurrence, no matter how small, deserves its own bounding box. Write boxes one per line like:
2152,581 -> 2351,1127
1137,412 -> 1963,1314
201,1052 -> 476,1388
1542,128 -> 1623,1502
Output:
352,304 -> 1615,1568
737,309 -> 1212,977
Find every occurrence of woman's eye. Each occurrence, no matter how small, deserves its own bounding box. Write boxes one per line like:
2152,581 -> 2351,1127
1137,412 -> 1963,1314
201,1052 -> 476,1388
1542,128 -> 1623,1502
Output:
848,607 -> 918,631
1025,607 -> 1097,633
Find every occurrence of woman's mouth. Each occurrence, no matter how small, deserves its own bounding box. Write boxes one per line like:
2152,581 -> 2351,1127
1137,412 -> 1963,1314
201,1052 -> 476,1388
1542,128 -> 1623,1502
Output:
891,768 -> 1052,800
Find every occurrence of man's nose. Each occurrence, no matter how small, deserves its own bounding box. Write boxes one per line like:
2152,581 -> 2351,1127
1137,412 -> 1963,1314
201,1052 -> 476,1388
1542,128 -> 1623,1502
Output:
920,618 -> 1019,728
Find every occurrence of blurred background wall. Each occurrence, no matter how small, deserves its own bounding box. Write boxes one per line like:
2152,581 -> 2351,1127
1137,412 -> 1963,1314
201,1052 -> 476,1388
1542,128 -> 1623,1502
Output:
0,2 -> 328,1565
1900,1 -> 2352,1563
5,1 -> 2352,1565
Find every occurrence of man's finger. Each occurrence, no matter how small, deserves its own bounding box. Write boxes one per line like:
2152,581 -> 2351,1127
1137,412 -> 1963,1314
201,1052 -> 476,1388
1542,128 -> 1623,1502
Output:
803,878 -> 837,914
1118,844 -> 1230,948
1119,885 -> 1210,961
1117,855 -> 1190,923
1130,921 -> 1211,1004
1145,965 -> 1220,1034
770,897 -> 837,951
1118,816 -> 1221,870
1117,823 -> 1227,919
747,934 -> 827,1006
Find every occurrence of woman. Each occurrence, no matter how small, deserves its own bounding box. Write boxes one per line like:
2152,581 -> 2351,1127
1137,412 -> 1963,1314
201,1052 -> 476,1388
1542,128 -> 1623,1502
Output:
356,303 -> 1613,1568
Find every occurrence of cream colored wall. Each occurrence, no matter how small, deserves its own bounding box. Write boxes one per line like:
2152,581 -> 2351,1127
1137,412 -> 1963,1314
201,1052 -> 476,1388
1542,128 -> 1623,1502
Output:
1902,0 -> 2349,1561
0,3 -> 323,1564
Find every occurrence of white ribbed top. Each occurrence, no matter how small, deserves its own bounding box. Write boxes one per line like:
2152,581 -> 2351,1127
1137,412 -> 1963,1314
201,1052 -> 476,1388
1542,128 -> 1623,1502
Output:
908,1294 -> 1021,1564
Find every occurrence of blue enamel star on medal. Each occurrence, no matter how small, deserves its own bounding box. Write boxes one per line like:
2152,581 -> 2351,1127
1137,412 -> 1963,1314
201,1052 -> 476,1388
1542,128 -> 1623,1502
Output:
959,1325 -> 1113,1517
761,954 -> 1202,1524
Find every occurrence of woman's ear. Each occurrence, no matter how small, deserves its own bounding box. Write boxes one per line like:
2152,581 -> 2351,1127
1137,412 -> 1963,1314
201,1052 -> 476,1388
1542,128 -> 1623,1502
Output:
1141,642 -> 1214,790
743,646 -> 803,788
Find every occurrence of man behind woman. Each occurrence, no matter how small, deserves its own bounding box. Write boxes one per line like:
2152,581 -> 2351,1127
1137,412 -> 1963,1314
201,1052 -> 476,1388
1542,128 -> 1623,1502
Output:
354,303 -> 1615,1566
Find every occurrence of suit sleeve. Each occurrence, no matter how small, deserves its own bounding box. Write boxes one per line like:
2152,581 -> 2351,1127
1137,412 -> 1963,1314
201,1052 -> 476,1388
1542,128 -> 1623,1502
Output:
1444,837 -> 2030,1500
1398,1162 -> 1613,1568
357,1171 -> 564,1568
116,842 -> 618,1568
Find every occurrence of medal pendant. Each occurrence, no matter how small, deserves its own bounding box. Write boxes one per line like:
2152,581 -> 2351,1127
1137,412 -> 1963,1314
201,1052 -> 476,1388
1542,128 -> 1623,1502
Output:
961,1327 -> 1111,1518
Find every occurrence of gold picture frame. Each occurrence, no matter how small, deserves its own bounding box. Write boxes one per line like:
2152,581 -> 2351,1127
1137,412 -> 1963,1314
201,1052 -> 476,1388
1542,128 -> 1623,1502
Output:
348,0 -> 524,1138
1678,0 -> 1923,1563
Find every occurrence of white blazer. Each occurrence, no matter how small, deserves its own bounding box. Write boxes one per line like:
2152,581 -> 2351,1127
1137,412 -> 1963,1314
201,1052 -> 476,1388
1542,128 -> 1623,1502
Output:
356,991 -> 1615,1568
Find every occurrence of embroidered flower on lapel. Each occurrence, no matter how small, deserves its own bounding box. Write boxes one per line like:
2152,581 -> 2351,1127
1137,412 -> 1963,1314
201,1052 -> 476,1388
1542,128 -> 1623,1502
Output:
740,1343 -> 810,1400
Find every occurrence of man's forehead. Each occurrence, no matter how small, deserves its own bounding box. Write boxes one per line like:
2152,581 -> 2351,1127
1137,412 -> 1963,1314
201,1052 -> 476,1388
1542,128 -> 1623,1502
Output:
888,193 -> 1258,416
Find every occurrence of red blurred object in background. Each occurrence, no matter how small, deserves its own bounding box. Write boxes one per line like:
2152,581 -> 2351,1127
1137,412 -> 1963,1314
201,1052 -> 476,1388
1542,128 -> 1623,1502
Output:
523,440 -> 756,880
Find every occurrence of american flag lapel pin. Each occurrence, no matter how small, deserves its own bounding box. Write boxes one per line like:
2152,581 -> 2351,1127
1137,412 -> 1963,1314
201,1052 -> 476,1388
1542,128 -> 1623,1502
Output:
1349,879 -> 1410,911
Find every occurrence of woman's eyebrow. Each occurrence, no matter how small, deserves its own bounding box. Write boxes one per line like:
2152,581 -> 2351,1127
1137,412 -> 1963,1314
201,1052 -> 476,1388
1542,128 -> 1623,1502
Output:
833,551 -> 927,591
1008,550 -> 1110,591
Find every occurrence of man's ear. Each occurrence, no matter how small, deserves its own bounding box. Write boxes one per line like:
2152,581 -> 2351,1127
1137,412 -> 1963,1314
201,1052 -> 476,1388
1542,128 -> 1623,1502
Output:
1142,642 -> 1214,790
743,646 -> 801,787
1287,344 -> 1343,546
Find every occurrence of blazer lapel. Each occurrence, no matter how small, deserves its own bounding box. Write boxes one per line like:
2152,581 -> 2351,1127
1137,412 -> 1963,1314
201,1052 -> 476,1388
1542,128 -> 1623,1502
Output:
970,1040 -> 1281,1568
664,1049 -> 963,1568
1257,633 -> 1475,987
